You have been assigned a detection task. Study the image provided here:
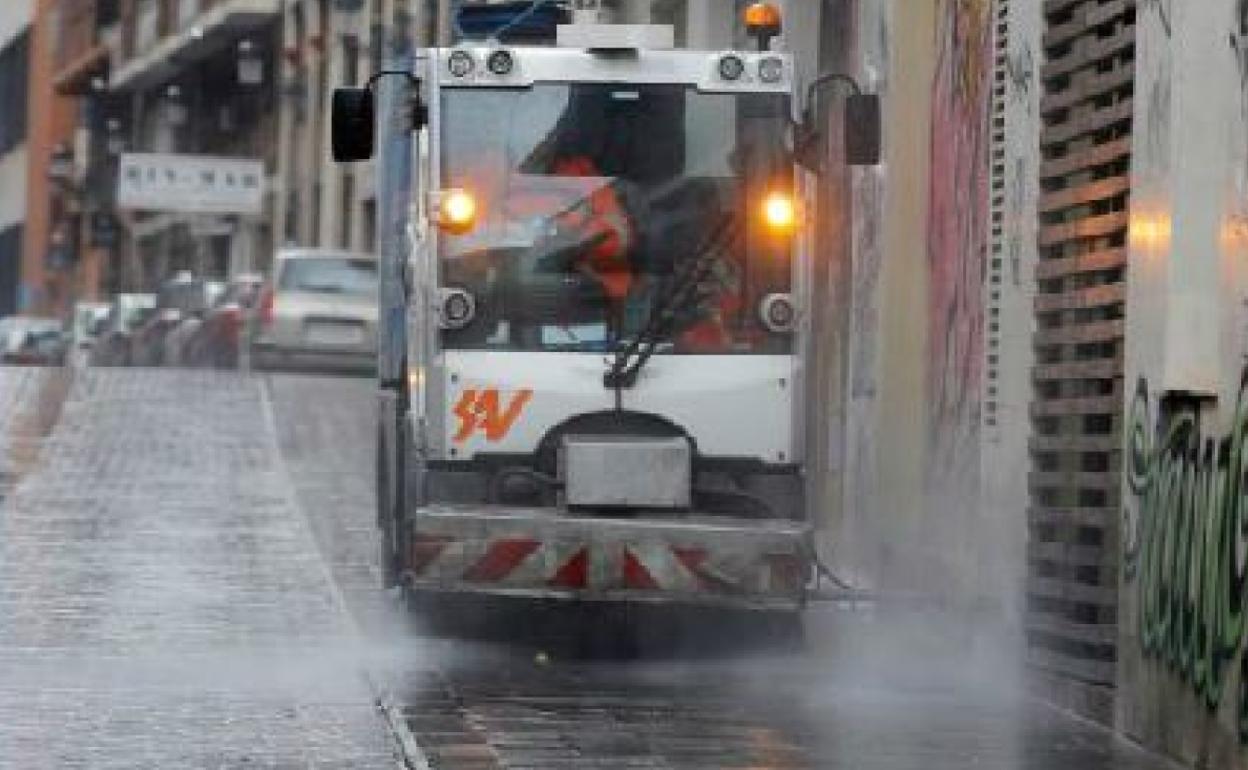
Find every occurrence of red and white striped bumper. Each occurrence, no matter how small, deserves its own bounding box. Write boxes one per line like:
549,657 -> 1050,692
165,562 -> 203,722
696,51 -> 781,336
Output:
404,506 -> 812,611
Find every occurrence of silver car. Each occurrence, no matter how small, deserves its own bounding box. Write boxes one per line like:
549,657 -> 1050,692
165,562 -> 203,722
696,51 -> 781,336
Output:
252,250 -> 378,373
0,317 -> 67,366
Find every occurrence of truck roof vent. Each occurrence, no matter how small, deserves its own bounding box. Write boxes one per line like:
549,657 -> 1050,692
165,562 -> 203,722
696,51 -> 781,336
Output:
556,23 -> 675,51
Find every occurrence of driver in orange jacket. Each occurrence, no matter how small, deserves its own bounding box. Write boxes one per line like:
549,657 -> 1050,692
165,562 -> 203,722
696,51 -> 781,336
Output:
546,155 -> 636,303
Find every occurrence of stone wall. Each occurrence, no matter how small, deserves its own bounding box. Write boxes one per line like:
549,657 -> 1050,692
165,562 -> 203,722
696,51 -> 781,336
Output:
1116,1 -> 1248,767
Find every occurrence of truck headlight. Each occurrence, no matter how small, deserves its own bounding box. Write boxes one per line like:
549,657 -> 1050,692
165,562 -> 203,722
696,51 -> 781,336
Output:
760,293 -> 797,334
438,288 -> 476,330
437,189 -> 478,234
448,50 -> 475,78
487,49 -> 514,76
758,56 -> 785,83
762,190 -> 796,232
718,54 -> 745,81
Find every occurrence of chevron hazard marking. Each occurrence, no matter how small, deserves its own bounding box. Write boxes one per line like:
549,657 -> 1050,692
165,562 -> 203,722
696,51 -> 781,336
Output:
548,547 -> 589,589
463,538 -> 540,582
410,534 -> 453,576
622,547 -> 660,590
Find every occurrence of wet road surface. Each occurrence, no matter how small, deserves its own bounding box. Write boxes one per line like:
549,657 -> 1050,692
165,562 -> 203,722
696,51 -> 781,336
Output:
0,369 -> 394,768
0,366 -> 1182,769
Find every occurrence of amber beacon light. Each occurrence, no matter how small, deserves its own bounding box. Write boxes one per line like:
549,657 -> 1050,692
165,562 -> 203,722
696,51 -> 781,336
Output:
744,3 -> 782,50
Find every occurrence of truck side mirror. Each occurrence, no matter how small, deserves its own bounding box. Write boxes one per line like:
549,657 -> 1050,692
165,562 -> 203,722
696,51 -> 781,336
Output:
795,92 -> 883,172
332,87 -> 375,163
845,94 -> 881,166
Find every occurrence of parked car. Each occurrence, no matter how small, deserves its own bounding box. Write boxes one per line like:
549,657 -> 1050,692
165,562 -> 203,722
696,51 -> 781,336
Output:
162,280 -> 225,367
67,302 -> 111,366
184,274 -> 265,369
252,250 -> 378,374
91,294 -> 157,367
0,317 -> 68,366
130,274 -> 228,367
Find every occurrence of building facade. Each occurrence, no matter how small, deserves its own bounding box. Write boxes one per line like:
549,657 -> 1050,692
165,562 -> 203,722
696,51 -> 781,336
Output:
49,0 -> 122,306
107,0 -> 282,285
0,1 -> 33,316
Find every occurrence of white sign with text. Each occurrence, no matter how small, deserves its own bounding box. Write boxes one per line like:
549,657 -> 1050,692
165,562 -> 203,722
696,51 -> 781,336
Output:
117,153 -> 264,215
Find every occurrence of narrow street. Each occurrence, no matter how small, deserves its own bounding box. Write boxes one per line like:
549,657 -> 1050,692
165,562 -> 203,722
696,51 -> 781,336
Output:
0,367 -> 1178,769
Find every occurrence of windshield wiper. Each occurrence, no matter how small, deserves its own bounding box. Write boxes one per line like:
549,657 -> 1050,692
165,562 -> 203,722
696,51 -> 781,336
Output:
603,213 -> 737,391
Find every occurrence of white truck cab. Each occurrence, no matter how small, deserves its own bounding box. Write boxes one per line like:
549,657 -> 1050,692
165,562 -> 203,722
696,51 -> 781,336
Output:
332,3 -> 878,615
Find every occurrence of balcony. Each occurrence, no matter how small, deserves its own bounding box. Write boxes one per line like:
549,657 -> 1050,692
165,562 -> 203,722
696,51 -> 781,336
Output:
53,0 -> 119,95
112,0 -> 278,92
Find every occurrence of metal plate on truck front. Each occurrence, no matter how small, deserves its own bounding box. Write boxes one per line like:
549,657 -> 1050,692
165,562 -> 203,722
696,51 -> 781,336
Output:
561,435 -> 691,508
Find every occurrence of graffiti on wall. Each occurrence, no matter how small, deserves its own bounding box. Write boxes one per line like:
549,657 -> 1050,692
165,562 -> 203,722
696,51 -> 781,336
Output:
1006,41 -> 1034,107
1003,40 -> 1035,289
926,0 -> 991,481
1141,0 -> 1174,38
1138,0 -> 1174,174
1124,377 -> 1248,742
1229,1 -> 1248,229
1232,0 -> 1248,78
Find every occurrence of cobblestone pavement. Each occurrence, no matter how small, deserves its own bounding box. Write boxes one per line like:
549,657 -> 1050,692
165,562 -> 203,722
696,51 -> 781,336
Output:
268,374 -> 1181,770
0,368 -> 397,769
0,367 -> 69,503
0,368 -> 1186,769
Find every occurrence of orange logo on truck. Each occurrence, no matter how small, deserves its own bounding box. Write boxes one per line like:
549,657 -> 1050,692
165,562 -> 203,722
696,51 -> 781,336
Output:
453,389 -> 533,443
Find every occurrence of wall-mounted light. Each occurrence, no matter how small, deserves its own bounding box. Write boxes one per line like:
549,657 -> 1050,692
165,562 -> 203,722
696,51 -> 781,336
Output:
237,39 -> 263,85
165,84 -> 187,126
106,118 -> 126,155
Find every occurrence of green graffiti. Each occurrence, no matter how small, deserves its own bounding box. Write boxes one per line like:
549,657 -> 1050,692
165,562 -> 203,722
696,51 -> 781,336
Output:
1124,376 -> 1248,728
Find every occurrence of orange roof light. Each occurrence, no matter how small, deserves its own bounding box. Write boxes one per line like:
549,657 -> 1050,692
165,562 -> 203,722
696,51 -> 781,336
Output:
744,3 -> 782,50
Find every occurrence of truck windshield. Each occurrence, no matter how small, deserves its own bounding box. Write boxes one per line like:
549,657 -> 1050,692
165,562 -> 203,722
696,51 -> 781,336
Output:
439,84 -> 794,355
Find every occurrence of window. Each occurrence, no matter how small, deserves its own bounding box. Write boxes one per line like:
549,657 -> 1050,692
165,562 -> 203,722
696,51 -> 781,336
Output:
0,225 -> 22,317
278,256 -> 377,297
0,31 -> 30,155
439,85 -> 794,355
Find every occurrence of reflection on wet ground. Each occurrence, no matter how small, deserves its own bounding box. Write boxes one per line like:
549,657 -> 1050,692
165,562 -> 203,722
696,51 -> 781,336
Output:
271,373 -> 1180,770
0,369 -> 394,768
0,367 -> 69,503
0,367 -> 1182,769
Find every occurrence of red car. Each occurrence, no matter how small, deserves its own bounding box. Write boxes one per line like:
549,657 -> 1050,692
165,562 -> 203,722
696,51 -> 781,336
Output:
130,275 -> 218,367
184,276 -> 264,369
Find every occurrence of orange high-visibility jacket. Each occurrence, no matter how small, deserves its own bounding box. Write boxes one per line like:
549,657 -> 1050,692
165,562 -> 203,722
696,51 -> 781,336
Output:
550,157 -> 635,300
